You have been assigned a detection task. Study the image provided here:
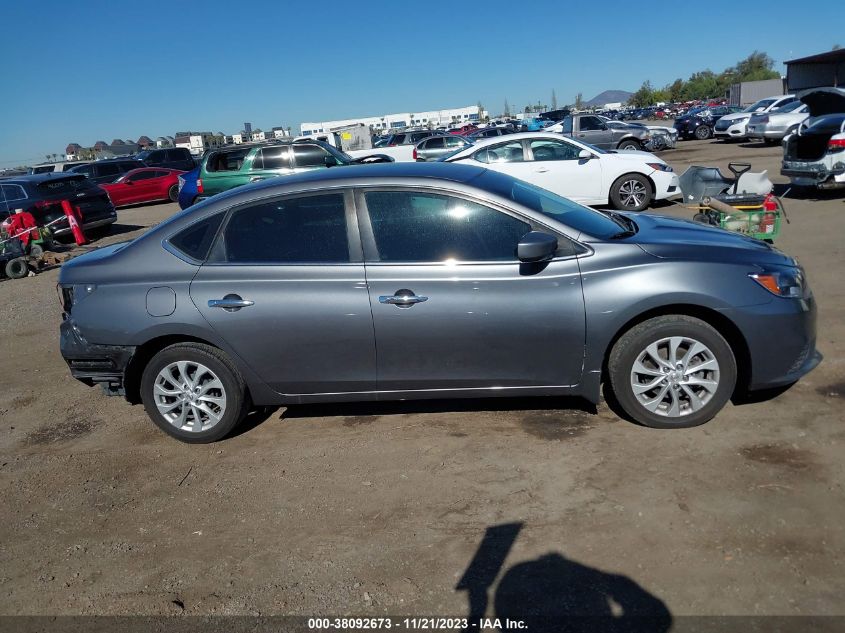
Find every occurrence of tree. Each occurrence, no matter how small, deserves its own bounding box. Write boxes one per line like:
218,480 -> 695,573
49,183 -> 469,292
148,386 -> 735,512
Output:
524,105 -> 531,113
833,44 -> 841,50
731,50 -> 779,81
574,93 -> 583,110
667,78 -> 685,102
45,154 -> 51,162
551,89 -> 558,110
630,80 -> 655,108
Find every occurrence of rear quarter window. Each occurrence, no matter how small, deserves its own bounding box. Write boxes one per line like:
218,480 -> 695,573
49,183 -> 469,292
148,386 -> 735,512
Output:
168,213 -> 225,261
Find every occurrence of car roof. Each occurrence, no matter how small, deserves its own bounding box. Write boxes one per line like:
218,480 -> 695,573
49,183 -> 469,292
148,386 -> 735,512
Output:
1,172 -> 87,184
215,162 -> 489,198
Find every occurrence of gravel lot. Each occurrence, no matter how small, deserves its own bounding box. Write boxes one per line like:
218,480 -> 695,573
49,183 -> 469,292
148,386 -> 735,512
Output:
1,138 -> 843,620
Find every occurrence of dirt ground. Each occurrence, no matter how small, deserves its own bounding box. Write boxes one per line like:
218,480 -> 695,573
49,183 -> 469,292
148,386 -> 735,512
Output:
1,138 -> 844,622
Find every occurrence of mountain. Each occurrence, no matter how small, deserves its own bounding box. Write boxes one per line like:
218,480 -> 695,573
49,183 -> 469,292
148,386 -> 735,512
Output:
584,90 -> 633,106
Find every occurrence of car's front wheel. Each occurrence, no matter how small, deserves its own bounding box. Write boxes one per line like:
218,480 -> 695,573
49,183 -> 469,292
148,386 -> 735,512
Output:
608,315 -> 737,428
140,343 -> 249,443
617,139 -> 641,151
609,174 -> 652,211
168,184 -> 179,201
694,125 -> 712,140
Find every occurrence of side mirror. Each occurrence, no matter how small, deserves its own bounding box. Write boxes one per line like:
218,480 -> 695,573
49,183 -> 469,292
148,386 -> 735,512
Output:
324,155 -> 336,168
517,231 -> 558,263
578,149 -> 593,160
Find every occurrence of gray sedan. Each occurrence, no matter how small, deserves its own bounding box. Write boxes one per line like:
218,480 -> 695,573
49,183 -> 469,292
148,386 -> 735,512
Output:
59,163 -> 820,442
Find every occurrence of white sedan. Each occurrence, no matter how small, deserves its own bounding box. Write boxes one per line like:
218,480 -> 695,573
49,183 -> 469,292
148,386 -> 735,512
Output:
442,132 -> 680,211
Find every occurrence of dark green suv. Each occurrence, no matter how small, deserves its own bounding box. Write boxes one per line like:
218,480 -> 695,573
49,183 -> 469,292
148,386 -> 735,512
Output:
197,140 -> 391,199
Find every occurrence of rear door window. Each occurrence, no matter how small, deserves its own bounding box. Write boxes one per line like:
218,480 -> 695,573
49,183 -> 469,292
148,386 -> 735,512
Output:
216,193 -> 350,264
253,146 -> 291,170
206,149 -> 249,172
1,184 -> 27,202
95,163 -> 121,178
423,137 -> 445,149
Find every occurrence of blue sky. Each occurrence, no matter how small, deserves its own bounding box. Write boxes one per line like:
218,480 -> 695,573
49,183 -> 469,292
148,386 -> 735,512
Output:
1,0 -> 842,166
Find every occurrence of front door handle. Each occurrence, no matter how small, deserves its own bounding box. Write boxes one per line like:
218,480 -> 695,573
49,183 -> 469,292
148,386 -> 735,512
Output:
250,176 -> 265,182
534,167 -> 550,173
379,289 -> 428,308
209,294 -> 254,312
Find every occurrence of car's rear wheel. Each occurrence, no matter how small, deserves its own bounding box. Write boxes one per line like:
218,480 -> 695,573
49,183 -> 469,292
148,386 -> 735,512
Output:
617,139 -> 641,151
168,184 -> 179,201
608,315 -> 736,428
140,343 -> 249,443
694,125 -> 712,140
609,174 -> 652,211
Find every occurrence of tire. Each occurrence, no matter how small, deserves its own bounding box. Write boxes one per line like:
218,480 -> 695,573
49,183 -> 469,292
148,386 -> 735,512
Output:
694,125 -> 711,140
140,342 -> 249,443
168,184 -> 179,202
609,173 -> 653,211
29,243 -> 45,259
5,257 -> 28,279
608,315 -> 737,429
617,139 -> 641,151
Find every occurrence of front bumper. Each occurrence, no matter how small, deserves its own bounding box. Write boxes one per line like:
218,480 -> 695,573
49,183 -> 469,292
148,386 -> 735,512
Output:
713,122 -> 748,139
728,293 -> 821,391
60,317 -> 134,394
746,124 -> 785,140
651,171 -> 681,200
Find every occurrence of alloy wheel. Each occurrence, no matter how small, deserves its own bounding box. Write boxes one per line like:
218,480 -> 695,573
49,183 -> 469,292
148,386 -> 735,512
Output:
618,180 -> 648,209
630,336 -> 720,418
153,361 -> 227,432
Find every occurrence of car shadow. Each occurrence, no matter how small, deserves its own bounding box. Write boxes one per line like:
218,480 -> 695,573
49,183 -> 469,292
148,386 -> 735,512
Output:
278,396 -> 598,421
457,522 -> 673,632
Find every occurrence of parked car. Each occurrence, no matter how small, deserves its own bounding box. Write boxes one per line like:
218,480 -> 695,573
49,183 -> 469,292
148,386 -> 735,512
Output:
713,96 -> 797,141
449,124 -> 479,136
177,166 -> 201,210
781,87 -> 845,190
380,131 -> 437,146
134,147 -> 196,171
67,159 -> 144,185
546,114 -> 650,151
193,140 -> 392,202
467,126 -> 513,141
674,105 -> 745,140
28,161 -> 90,175
57,162 -> 820,442
442,132 -> 679,211
746,101 -> 810,143
99,168 -> 185,207
413,135 -> 472,162
0,173 -> 116,237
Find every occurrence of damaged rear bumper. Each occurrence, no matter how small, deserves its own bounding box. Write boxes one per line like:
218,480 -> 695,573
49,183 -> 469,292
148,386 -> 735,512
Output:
60,318 -> 134,396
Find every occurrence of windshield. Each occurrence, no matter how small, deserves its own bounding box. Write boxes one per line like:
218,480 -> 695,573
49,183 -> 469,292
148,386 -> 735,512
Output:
476,171 -> 622,239
743,98 -> 776,113
772,100 -> 804,113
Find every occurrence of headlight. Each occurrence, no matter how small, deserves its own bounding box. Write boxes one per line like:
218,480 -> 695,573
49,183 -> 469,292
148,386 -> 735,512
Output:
749,265 -> 808,299
646,162 -> 673,172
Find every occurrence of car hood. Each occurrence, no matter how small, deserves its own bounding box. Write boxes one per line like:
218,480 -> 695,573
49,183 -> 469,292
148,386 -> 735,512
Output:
798,87 -> 845,117
717,112 -> 750,124
603,149 -> 661,162
624,213 -> 793,266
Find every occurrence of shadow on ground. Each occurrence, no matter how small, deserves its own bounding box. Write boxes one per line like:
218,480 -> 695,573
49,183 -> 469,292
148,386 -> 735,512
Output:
457,523 -> 673,632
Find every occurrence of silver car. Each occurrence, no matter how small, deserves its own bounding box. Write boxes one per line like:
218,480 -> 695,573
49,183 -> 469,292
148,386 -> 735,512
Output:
414,135 -> 472,161
746,101 -> 810,143
59,163 -> 820,442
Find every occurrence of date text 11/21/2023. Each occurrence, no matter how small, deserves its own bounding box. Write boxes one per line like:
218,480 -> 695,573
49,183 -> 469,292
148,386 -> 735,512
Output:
307,617 -> 527,630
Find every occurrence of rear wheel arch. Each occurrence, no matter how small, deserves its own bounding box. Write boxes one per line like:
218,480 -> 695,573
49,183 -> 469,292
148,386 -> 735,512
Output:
600,304 -> 751,397
124,334 -> 243,404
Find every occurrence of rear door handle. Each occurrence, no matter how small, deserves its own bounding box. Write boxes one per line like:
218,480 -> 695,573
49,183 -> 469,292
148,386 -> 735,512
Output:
209,294 -> 254,312
534,167 -> 550,173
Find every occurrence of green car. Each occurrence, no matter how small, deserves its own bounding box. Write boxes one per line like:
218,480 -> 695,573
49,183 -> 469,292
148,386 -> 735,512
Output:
197,140 -> 391,199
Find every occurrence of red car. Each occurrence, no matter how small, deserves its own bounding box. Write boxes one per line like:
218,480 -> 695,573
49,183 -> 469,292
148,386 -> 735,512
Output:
449,124 -> 478,136
99,168 -> 184,208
